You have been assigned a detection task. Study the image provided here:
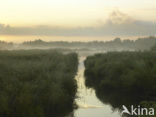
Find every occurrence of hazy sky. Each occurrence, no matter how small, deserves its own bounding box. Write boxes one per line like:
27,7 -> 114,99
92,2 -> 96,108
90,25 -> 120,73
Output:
0,0 -> 156,42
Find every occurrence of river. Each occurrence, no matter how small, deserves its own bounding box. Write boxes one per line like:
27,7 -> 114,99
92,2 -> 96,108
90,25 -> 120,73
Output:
74,56 -> 121,117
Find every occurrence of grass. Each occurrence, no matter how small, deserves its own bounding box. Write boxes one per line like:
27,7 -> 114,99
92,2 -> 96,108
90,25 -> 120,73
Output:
84,51 -> 156,111
0,49 -> 78,117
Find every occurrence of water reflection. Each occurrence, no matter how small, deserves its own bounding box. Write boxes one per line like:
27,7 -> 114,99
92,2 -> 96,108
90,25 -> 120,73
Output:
83,52 -> 156,117
92,82 -> 156,117
74,56 -> 121,117
95,89 -> 142,110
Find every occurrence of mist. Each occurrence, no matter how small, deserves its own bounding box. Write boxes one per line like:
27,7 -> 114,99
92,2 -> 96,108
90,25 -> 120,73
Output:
0,10 -> 156,40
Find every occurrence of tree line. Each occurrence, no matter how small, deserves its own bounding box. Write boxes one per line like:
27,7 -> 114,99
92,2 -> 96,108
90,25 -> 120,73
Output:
1,36 -> 156,51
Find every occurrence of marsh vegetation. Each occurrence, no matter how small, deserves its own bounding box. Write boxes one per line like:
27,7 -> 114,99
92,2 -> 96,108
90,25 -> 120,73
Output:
1,36 -> 156,117
84,49 -> 156,116
0,50 -> 78,117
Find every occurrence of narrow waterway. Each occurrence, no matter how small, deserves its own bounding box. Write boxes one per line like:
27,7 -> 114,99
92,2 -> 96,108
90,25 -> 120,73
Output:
74,56 -> 121,117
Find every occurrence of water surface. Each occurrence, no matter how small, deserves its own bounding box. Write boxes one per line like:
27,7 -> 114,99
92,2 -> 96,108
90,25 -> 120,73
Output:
74,56 -> 121,117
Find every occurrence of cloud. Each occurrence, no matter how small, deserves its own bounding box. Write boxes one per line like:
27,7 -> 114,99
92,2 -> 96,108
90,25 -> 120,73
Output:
0,10 -> 156,37
107,9 -> 134,24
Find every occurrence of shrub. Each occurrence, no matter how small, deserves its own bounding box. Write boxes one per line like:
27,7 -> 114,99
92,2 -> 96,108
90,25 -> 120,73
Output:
0,50 -> 78,117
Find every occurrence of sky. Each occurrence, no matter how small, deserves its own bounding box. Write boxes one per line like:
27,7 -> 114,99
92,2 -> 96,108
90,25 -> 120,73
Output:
0,0 -> 156,42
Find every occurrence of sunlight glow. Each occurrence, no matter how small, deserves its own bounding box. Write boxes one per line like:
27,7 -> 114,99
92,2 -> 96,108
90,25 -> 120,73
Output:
0,0 -> 155,26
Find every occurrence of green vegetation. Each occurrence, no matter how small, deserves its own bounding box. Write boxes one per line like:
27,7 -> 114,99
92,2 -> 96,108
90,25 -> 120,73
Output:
1,36 -> 156,51
0,50 -> 78,117
22,36 -> 156,51
151,43 -> 156,52
0,41 -> 13,50
84,51 -> 156,110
